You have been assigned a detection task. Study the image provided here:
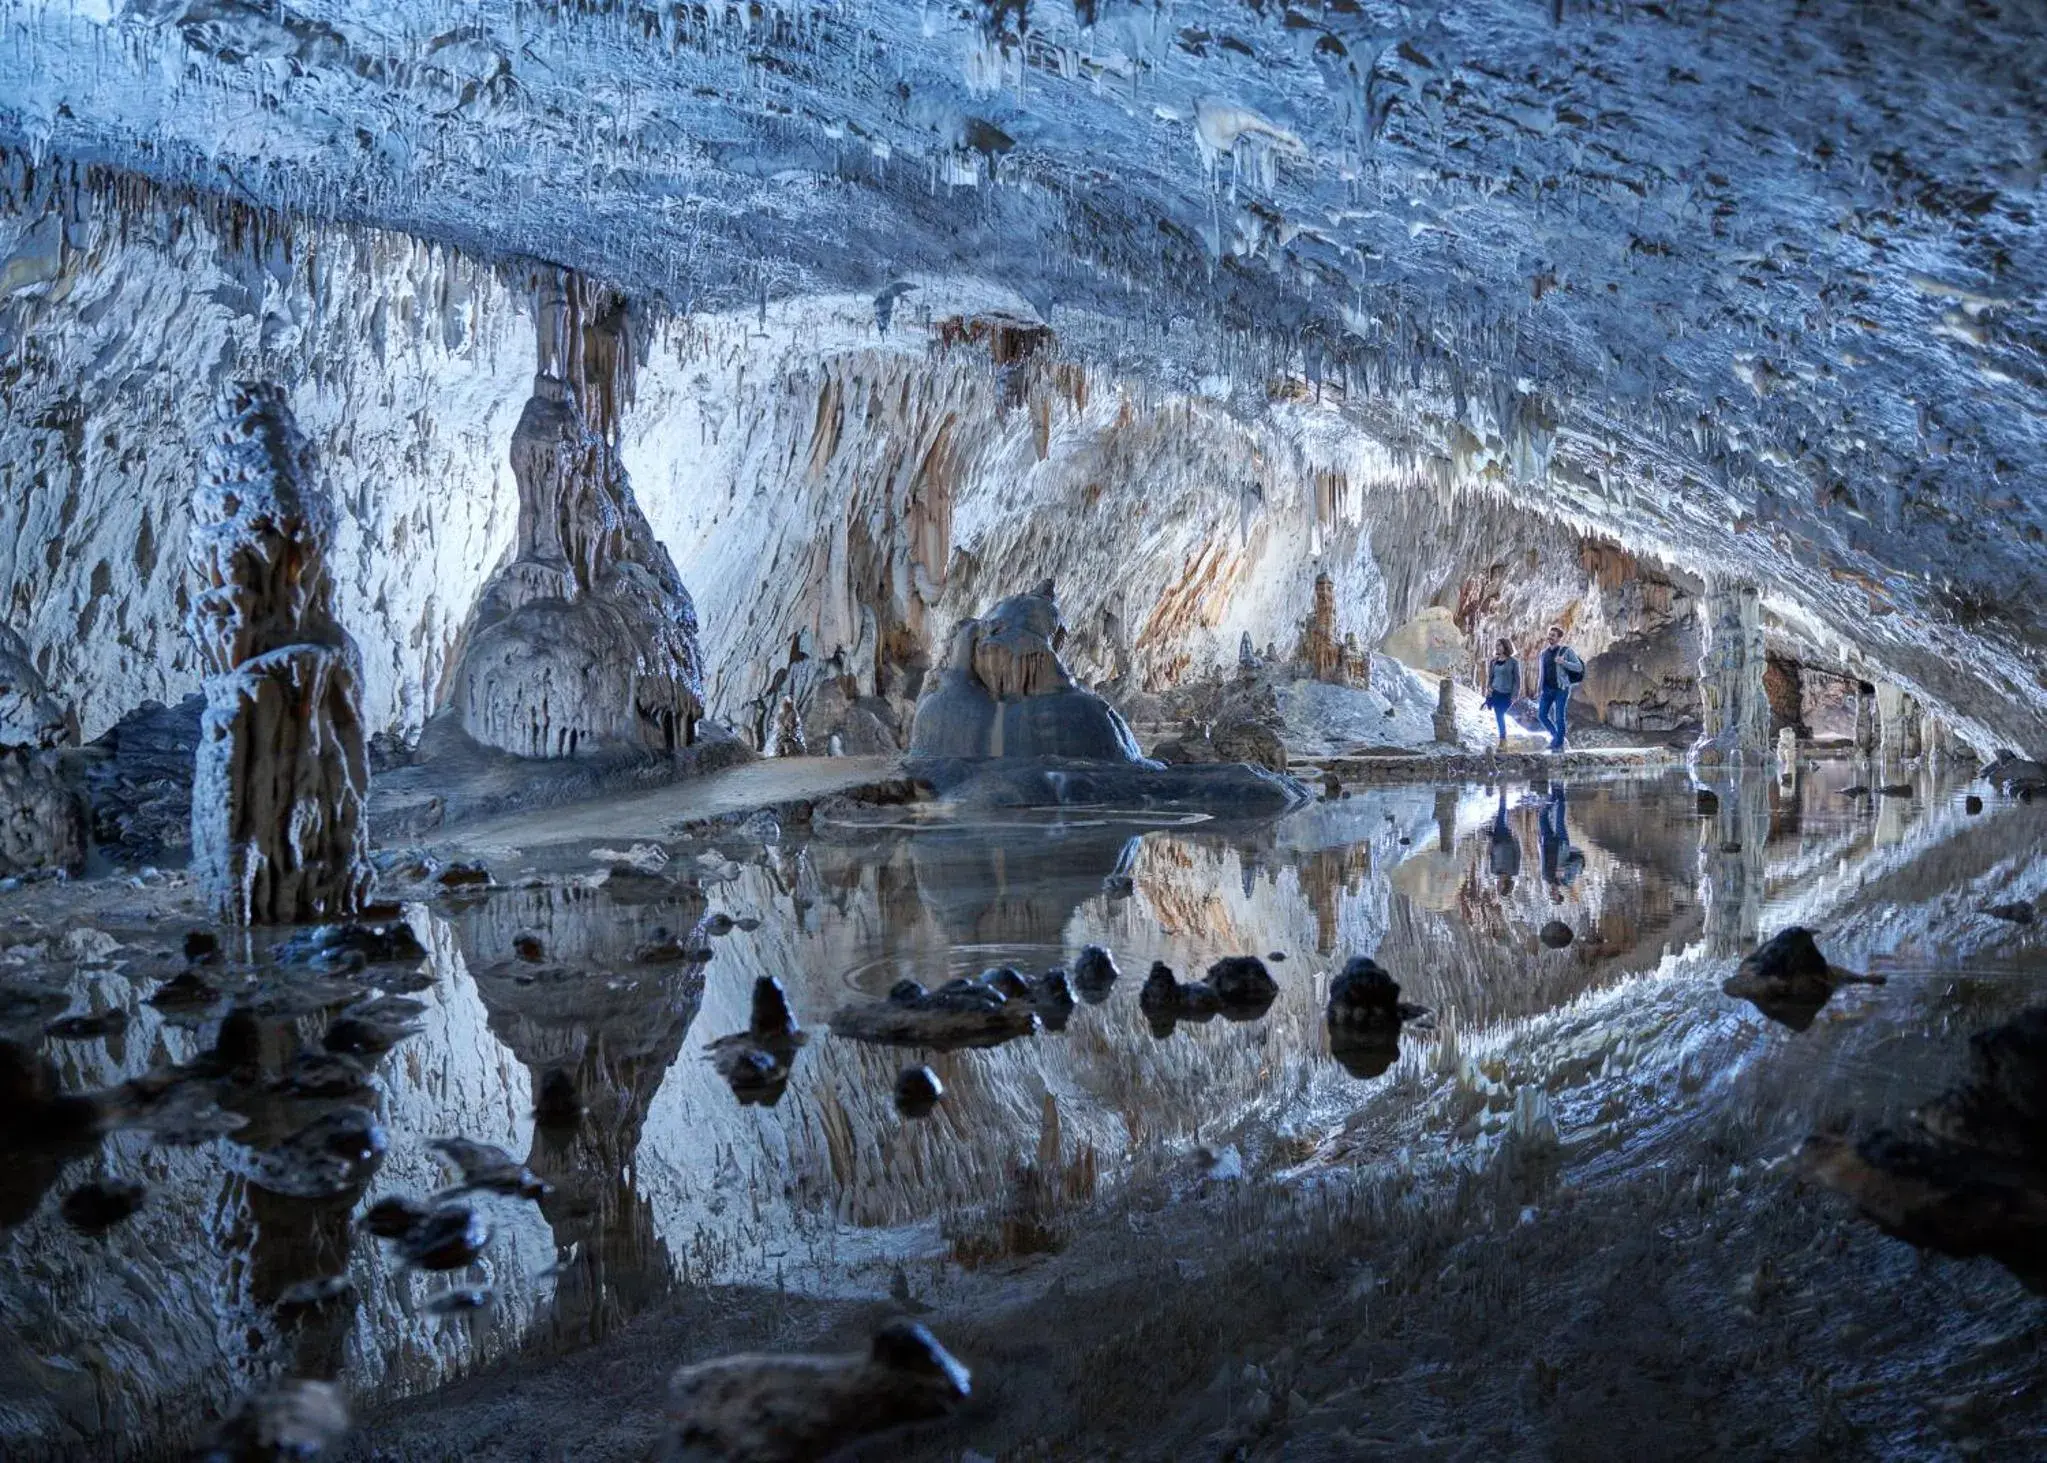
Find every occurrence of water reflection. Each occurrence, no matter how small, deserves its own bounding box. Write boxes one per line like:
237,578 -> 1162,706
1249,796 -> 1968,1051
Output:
0,758 -> 2023,1459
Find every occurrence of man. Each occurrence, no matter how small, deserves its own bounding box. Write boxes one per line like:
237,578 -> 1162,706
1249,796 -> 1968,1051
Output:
1536,625 -> 1584,751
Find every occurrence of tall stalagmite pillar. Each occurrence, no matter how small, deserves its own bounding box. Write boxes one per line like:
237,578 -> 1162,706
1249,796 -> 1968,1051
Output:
451,273 -> 704,759
1692,578 -> 1770,766
189,382 -> 371,924
1876,685 -> 1924,763
1853,682 -> 1879,758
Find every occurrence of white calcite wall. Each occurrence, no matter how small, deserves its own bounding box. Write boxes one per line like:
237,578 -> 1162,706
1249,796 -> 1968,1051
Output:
0,170 -> 531,740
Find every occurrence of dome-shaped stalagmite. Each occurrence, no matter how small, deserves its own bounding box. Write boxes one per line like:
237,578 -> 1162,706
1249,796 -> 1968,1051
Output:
909,581 -> 1144,761
187,381 -> 371,924
452,277 -> 705,761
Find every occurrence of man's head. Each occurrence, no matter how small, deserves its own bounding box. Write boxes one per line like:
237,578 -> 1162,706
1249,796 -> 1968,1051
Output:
1546,624 -> 1564,647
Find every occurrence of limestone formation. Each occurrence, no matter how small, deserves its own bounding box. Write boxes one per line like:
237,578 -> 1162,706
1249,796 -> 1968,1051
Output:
452,278 -> 704,760
1432,676 -> 1458,745
908,581 -> 1144,761
188,382 -> 371,925
0,626 -> 66,749
1295,573 -> 1369,686
0,625 -> 84,876
1692,578 -> 1770,766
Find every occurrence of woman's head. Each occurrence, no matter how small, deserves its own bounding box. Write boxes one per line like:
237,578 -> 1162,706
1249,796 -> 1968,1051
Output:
1494,637 -> 1513,660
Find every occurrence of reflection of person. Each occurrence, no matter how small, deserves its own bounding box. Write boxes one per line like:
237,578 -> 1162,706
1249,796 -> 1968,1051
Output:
1487,789 -> 1521,894
1536,625 -> 1585,751
1483,638 -> 1522,746
1539,781 -> 1584,897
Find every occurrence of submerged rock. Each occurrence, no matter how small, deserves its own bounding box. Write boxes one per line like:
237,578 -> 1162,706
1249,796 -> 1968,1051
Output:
391,1203 -> 491,1271
894,1065 -> 945,1118
275,919 -> 426,969
361,1195 -> 432,1240
664,1319 -> 971,1463
248,1107 -> 387,1199
199,1380 -> 349,1463
1721,926 -> 1884,1031
831,978 -> 1039,1051
1539,920 -> 1576,949
1205,956 -> 1279,1017
1800,1006 -> 2047,1294
1983,901 -> 2036,925
429,1136 -> 551,1200
1324,956 -> 1430,1078
1138,961 -> 1221,1039
1070,945 -> 1120,1003
706,977 -> 808,1106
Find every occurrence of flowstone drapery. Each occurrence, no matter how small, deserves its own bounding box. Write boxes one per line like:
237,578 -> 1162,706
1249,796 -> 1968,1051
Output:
1692,578 -> 1771,767
188,382 -> 371,924
451,277 -> 704,760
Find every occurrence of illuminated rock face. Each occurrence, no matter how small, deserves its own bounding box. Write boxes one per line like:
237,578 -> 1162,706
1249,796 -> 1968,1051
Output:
1694,579 -> 1771,768
188,382 -> 371,925
909,583 -> 1144,762
451,280 -> 704,761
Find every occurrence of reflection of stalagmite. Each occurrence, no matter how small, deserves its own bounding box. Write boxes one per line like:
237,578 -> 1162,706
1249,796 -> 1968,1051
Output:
188,382 -> 370,924
455,887 -> 704,1344
452,275 -> 705,760
1701,774 -> 1770,956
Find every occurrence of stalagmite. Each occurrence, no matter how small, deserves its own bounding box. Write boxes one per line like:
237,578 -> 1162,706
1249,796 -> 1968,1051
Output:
1432,676 -> 1458,745
188,382 -> 371,925
451,275 -> 704,760
1854,682 -> 1879,758
908,581 -> 1144,761
1692,578 -> 1770,766
0,625 -> 84,875
1294,572 -> 1369,687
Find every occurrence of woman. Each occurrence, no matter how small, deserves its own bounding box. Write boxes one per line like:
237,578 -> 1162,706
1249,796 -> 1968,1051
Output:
1484,637 -> 1521,745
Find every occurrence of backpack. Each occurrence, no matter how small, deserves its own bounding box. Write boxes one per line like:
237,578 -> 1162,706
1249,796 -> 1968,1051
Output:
1560,647 -> 1585,686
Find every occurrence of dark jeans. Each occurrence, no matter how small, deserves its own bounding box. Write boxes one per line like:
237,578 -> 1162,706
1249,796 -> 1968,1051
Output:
1538,686 -> 1572,748
1488,696 -> 1510,742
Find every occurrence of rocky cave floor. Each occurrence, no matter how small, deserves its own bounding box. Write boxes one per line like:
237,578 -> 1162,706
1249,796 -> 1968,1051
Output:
3,757 -> 2044,1461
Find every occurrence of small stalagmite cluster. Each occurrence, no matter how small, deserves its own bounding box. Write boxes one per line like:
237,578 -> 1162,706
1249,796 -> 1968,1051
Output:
187,381 -> 372,925
451,276 -> 704,760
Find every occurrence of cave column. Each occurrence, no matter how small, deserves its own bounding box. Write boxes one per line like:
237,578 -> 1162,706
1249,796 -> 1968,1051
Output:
1692,577 -> 1770,767
1853,682 -> 1879,758
1875,685 -> 1923,764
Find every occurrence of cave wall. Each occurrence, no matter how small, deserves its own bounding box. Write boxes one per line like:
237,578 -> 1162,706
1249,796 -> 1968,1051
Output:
0,168 -> 530,741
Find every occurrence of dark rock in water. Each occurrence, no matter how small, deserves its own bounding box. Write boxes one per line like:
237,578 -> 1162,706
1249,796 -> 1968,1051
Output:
275,1275 -> 356,1316
512,932 -> 546,962
1324,957 -> 1430,1079
665,1319 -> 971,1463
269,1052 -> 372,1100
1539,920 -> 1575,949
276,919 -> 426,969
250,1108 -> 387,1199
707,978 -> 809,1107
430,1136 -> 551,1200
1695,789 -> 1720,815
1966,795 -> 1985,815
435,861 -> 493,891
1839,785 -> 1870,798
426,1286 -> 495,1315
1984,901 -> 2036,925
45,1009 -> 128,1040
1070,945 -> 1120,1003
1268,951 -> 1287,962
60,1177 -> 146,1233
1139,961 -> 1222,1039
361,1195 -> 432,1240
1801,1006 -> 2047,1293
533,1068 -> 584,1128
1722,926 -> 1883,1031
321,995 -> 425,1056
1878,783 -> 1914,798
199,1378 -> 349,1463
978,966 -> 1074,1029
392,1204 -> 491,1270
976,966 -> 1032,1001
894,1065 -> 945,1118
833,979 -> 1038,1051
184,930 -> 222,965
80,694 -> 204,864
148,970 -> 223,1016
1206,956 -> 1278,1017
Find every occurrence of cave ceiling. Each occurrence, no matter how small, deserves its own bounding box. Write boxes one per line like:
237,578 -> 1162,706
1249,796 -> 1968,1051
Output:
3,0 -> 2046,746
